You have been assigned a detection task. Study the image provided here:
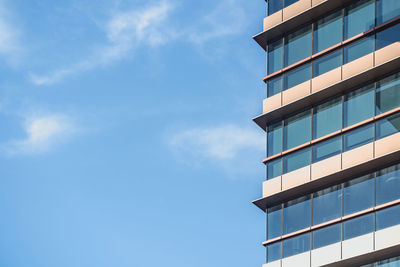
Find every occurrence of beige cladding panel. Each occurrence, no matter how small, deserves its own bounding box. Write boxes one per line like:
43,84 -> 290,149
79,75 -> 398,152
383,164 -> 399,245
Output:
282,251 -> 310,267
263,177 -> 282,198
263,93 -> 282,114
375,224 -> 400,251
342,233 -> 374,260
282,80 -> 311,105
311,242 -> 341,267
311,67 -> 342,93
342,53 -> 374,80
342,143 -> 374,170
311,154 -> 341,181
283,0 -> 311,21
374,42 -> 400,66
375,132 -> 400,158
282,165 -> 311,191
264,11 -> 283,31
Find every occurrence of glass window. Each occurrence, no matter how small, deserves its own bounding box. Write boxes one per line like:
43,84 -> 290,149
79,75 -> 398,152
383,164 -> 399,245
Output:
284,0 -> 300,8
313,185 -> 342,225
376,72 -> 400,114
343,123 -> 374,151
268,0 -> 283,15
344,36 -> 375,64
267,158 -> 283,179
376,113 -> 400,140
268,76 -> 283,97
376,205 -> 400,231
284,63 -> 312,90
313,136 -> 342,163
283,233 -> 311,258
377,256 -> 400,267
377,0 -> 400,24
376,23 -> 400,50
283,148 -> 311,173
284,24 -> 312,67
267,205 -> 283,239
313,10 -> 343,53
344,84 -> 375,127
268,122 -> 283,156
268,39 -> 283,74
343,213 -> 374,240
344,174 -> 374,215
313,223 -> 342,249
284,110 -> 311,150
313,50 -> 342,77
313,97 -> 342,139
267,242 -> 282,263
376,164 -> 400,205
344,0 -> 375,39
283,195 -> 311,234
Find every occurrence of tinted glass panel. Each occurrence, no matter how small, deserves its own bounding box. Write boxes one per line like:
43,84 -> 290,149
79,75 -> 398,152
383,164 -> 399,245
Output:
268,0 -> 283,15
284,63 -> 312,90
377,257 -> 400,267
313,185 -> 342,225
313,223 -> 342,249
344,0 -> 375,39
283,233 -> 311,258
284,148 -> 311,173
376,113 -> 400,140
283,195 -> 311,234
267,242 -> 282,262
313,50 -> 342,77
376,164 -> 400,205
284,25 -> 312,66
284,110 -> 311,150
376,205 -> 400,231
343,213 -> 374,240
268,122 -> 283,156
313,97 -> 342,139
284,0 -> 300,8
267,158 -> 283,179
268,39 -> 283,74
268,205 -> 283,239
377,0 -> 400,24
268,76 -> 283,97
313,136 -> 342,163
376,23 -> 400,50
344,36 -> 375,63
313,10 -> 343,53
344,84 -> 374,127
344,174 -> 374,215
376,72 -> 400,114
343,123 -> 374,151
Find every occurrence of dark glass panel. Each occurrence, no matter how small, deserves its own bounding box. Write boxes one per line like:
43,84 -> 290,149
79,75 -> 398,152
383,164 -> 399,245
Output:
283,233 -> 311,258
344,36 -> 375,64
268,0 -> 284,15
313,50 -> 342,77
267,242 -> 282,262
313,10 -> 343,53
313,185 -> 342,225
344,174 -> 374,215
268,205 -> 283,239
283,195 -> 311,234
284,25 -> 312,67
283,148 -> 311,174
268,121 -> 283,156
343,213 -> 374,240
268,76 -> 283,97
376,113 -> 400,140
376,164 -> 400,205
344,84 -> 374,127
343,123 -> 374,151
313,97 -> 342,139
376,72 -> 400,115
267,158 -> 283,180
344,0 -> 375,39
377,0 -> 400,24
284,63 -> 312,90
268,39 -> 284,74
313,223 -> 342,249
313,136 -> 342,163
376,23 -> 400,50
376,205 -> 400,231
284,110 -> 312,150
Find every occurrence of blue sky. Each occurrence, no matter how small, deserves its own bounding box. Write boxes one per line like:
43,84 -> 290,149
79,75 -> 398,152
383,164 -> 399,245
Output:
0,0 -> 267,266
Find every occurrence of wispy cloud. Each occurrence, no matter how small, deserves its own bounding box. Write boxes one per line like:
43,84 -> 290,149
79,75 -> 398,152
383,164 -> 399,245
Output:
0,0 -> 22,65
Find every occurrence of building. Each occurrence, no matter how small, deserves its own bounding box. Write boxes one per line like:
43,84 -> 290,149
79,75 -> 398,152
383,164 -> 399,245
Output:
252,0 -> 400,266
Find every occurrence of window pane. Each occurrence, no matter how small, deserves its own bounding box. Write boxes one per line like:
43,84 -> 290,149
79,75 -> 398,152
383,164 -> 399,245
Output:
313,97 -> 342,138
343,213 -> 374,240
313,223 -> 342,249
377,0 -> 400,24
284,0 -> 300,8
344,174 -> 374,215
284,148 -> 311,173
313,10 -> 343,53
284,25 -> 312,66
376,113 -> 400,140
268,0 -> 283,15
377,256 -> 400,267
268,205 -> 283,239
376,23 -> 400,50
344,36 -> 375,63
313,185 -> 342,225
376,205 -> 400,231
313,50 -> 342,77
376,164 -> 400,205
267,242 -> 282,262
268,39 -> 283,74
344,84 -> 374,127
344,0 -> 375,39
268,76 -> 283,97
268,121 -> 283,156
267,158 -> 283,179
284,63 -> 312,90
283,195 -> 311,234
343,123 -> 374,151
284,110 -> 312,150
376,72 -> 400,114
313,136 -> 342,163
283,233 -> 311,258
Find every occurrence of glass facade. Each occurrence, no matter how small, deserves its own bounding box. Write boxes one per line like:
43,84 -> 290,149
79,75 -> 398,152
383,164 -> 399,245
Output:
267,122 -> 283,156
313,97 -> 342,139
377,0 -> 400,24
376,72 -> 400,115
344,0 -> 375,39
283,195 -> 311,234
284,25 -> 312,67
283,110 -> 311,150
268,39 -> 283,75
313,10 -> 342,54
343,84 -> 374,127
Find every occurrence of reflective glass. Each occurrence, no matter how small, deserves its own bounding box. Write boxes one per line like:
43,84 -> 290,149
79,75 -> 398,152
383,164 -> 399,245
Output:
283,233 -> 311,258
376,72 -> 400,114
268,122 -> 283,156
377,256 -> 400,267
344,36 -> 375,64
267,158 -> 283,179
343,213 -> 374,240
377,0 -> 400,24
283,148 -> 311,174
268,0 -> 283,15
344,84 -> 374,127
313,185 -> 342,225
343,123 -> 374,151
313,50 -> 342,77
376,23 -> 400,50
376,205 -> 400,231
267,242 -> 282,262
284,63 -> 312,90
284,110 -> 311,150
283,195 -> 311,234
313,223 -> 342,249
376,164 -> 400,205
313,10 -> 343,53
313,136 -> 342,163
344,0 -> 375,39
376,113 -> 400,140
284,0 -> 300,8
268,205 -> 283,239
344,174 -> 374,215
284,25 -> 312,66
313,97 -> 342,139
268,76 -> 283,97
268,39 -> 283,74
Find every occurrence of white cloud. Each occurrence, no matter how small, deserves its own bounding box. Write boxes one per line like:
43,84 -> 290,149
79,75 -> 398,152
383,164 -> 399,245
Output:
0,0 -> 22,65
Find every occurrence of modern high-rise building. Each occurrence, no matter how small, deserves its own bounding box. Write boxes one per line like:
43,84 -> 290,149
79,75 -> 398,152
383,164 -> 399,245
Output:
252,0 -> 400,266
